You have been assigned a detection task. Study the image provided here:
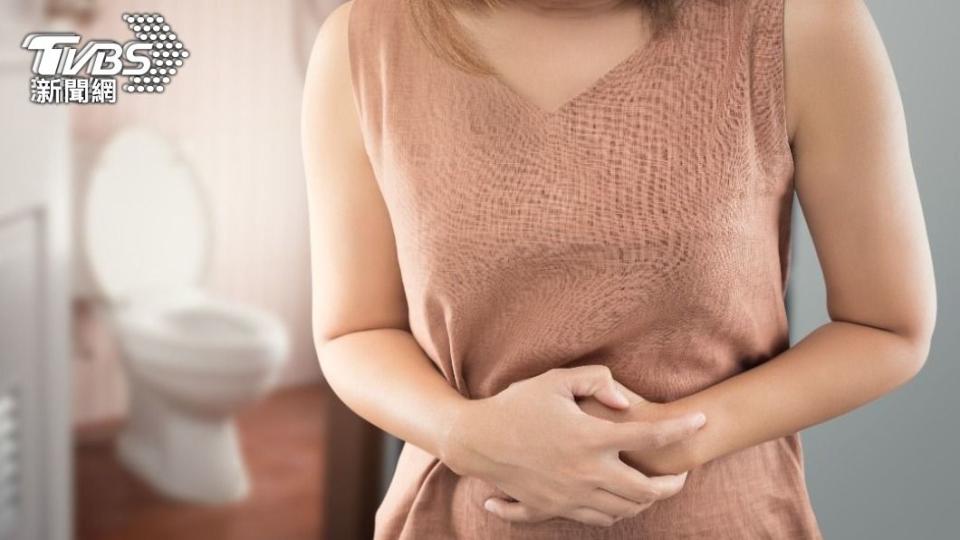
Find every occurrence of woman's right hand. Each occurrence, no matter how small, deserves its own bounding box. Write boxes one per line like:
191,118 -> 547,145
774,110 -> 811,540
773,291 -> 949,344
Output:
440,365 -> 707,527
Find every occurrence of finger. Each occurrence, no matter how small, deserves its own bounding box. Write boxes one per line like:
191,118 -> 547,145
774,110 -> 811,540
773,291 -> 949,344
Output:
601,460 -> 688,503
564,507 -> 619,527
611,380 -> 650,406
556,365 -> 630,409
582,488 -> 649,519
483,498 -> 550,523
601,412 -> 706,451
642,472 -> 689,501
636,501 -> 654,513
484,497 -> 623,528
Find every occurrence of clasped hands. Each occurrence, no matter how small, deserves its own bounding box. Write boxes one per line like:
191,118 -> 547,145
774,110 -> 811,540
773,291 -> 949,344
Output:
441,366 -> 706,528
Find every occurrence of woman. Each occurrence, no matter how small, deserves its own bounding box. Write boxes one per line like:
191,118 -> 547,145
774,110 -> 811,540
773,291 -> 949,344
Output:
301,0 -> 936,537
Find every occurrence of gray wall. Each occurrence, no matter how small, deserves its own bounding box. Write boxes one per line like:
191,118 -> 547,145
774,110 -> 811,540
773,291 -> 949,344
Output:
787,1 -> 959,538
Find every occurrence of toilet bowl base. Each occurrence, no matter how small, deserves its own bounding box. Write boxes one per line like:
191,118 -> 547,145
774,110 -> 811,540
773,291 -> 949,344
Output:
115,381 -> 252,504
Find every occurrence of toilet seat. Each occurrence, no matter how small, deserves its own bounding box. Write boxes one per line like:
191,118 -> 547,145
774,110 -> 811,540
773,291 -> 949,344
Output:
81,128 -> 210,302
113,290 -> 288,376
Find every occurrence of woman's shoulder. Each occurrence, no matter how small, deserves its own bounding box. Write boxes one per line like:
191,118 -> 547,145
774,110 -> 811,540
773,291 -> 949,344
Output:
302,1 -> 366,139
308,1 -> 352,80
784,0 -> 876,52
783,0 -> 885,141
304,2 -> 352,91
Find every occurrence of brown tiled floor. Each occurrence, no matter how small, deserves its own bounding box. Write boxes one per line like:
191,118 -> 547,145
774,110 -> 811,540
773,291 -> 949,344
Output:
74,384 -> 327,540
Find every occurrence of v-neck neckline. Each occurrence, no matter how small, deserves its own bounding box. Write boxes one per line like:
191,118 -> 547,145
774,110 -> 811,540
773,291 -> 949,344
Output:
476,0 -> 690,120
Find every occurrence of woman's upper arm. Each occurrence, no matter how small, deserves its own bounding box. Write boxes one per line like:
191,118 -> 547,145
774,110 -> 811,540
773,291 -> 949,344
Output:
301,1 -> 408,345
784,0 -> 937,357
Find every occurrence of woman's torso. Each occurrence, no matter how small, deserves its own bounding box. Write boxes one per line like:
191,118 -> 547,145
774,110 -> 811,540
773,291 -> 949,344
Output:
346,0 -> 822,537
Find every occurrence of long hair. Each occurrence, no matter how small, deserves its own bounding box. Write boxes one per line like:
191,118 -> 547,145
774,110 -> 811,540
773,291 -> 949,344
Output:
406,0 -> 681,74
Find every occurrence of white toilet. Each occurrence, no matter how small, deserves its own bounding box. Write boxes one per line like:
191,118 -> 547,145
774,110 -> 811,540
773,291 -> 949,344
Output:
76,128 -> 290,504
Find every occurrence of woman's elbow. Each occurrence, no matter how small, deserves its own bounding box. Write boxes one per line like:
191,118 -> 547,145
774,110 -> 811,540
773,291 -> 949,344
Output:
310,309 -> 410,368
310,309 -> 359,375
895,301 -> 938,382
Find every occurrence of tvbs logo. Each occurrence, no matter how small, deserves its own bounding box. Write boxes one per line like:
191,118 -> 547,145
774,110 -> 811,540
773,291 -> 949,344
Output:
21,13 -> 189,105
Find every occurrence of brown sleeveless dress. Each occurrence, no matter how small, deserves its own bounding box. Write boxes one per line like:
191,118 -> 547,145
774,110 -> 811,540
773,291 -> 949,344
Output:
346,0 -> 822,537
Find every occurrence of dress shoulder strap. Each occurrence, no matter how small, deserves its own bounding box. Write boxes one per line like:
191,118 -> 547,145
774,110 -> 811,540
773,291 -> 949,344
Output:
346,0 -> 386,137
739,0 -> 792,167
346,0 -> 427,156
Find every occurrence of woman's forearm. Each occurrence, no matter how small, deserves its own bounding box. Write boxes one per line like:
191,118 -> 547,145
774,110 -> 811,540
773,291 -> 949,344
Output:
627,320 -> 931,474
317,328 -> 467,460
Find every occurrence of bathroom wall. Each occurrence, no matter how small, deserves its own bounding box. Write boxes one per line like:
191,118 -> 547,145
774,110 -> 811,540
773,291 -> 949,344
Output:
71,0 -> 337,424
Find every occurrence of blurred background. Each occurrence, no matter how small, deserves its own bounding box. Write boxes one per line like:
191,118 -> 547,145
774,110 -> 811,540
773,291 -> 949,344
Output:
0,1 -> 957,540
3,0 -> 341,539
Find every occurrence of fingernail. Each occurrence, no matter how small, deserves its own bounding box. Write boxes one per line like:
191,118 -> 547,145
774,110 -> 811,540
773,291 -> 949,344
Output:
691,412 -> 706,427
483,499 -> 494,511
612,390 -> 630,407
